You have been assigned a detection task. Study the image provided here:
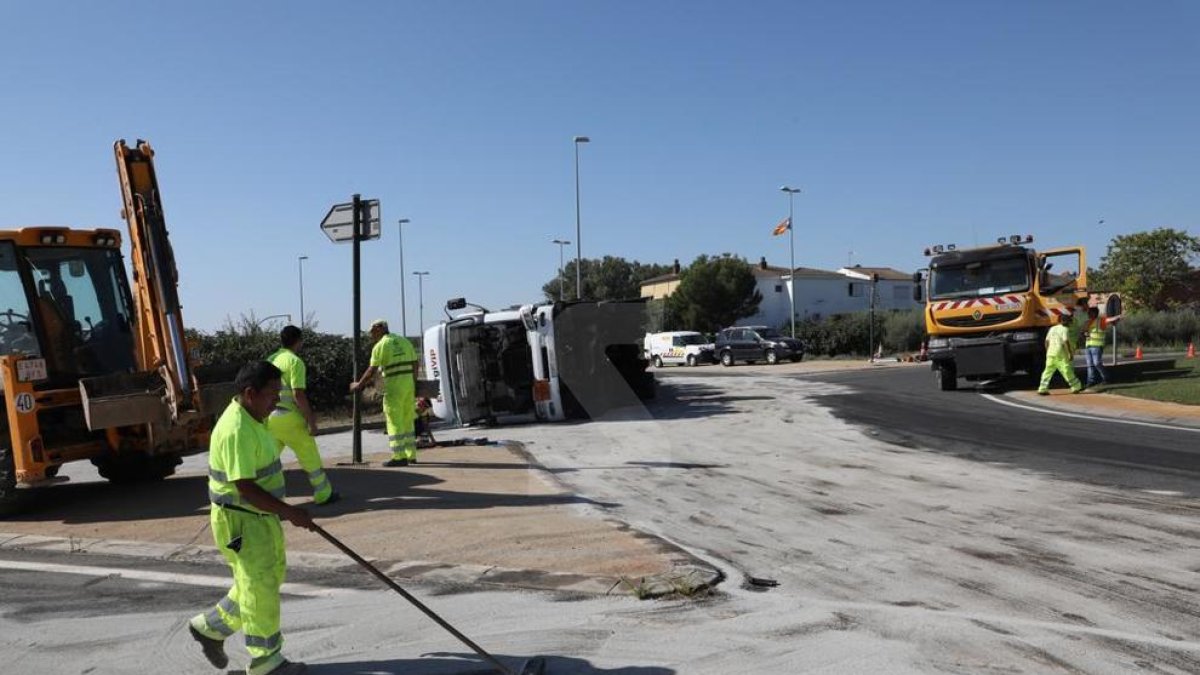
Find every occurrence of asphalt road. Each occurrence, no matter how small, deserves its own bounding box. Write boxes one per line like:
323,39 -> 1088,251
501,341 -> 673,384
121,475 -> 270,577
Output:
5,364 -> 1200,674
805,365 -> 1200,480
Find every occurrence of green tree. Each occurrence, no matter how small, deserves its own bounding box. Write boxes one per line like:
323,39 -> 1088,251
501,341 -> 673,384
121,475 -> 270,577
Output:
667,254 -> 762,333
542,256 -> 673,302
1091,228 -> 1200,310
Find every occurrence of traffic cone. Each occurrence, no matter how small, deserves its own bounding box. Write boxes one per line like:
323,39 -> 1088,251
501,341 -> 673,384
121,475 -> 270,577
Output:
1188,342 -> 1196,359
1135,345 -> 1143,360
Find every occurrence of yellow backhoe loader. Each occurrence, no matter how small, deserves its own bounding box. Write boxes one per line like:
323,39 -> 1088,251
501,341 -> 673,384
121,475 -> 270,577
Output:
0,140 -> 233,514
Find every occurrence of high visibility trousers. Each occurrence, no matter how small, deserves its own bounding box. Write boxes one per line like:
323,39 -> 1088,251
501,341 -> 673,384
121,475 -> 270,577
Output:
1038,354 -> 1082,393
190,507 -> 287,675
383,385 -> 416,461
268,411 -> 334,503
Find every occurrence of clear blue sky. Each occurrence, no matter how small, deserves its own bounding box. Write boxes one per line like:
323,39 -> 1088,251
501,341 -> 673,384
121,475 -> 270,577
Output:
2,1 -> 1196,335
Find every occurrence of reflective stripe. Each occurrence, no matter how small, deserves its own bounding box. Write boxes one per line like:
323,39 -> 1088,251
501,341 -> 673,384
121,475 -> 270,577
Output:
312,476 -> 331,495
306,468 -> 325,481
245,631 -> 282,651
210,459 -> 282,483
204,607 -> 236,637
210,486 -> 285,510
388,433 -> 415,442
218,595 -> 240,618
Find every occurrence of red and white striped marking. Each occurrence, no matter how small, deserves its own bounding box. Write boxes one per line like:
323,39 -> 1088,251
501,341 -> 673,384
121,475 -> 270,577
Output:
932,294 -> 1023,311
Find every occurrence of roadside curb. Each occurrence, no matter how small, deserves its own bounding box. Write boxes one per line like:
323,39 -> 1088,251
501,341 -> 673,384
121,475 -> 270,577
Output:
0,530 -> 719,599
1002,390 -> 1200,429
503,440 -> 725,597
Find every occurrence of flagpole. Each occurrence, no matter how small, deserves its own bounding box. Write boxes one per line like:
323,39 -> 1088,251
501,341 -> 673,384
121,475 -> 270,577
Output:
781,186 -> 801,339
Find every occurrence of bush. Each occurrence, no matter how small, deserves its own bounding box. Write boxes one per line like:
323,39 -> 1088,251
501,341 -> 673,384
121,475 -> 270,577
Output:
194,327 -> 377,414
1114,310 -> 1200,348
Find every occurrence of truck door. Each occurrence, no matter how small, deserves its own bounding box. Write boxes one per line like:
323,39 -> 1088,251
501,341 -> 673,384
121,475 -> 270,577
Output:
1038,247 -> 1087,313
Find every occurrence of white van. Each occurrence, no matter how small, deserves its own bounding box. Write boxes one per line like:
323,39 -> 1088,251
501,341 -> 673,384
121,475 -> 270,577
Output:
643,331 -> 715,367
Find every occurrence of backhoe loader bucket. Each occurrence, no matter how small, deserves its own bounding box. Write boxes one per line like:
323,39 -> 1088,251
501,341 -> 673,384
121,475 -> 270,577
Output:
193,363 -> 240,416
80,371 -> 170,431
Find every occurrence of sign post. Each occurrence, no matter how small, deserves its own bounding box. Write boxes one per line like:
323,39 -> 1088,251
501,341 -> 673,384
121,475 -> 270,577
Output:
322,196 -> 381,464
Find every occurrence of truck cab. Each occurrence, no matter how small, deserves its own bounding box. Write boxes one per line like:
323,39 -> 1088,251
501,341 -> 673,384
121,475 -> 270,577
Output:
918,236 -> 1094,390
423,299 -> 653,427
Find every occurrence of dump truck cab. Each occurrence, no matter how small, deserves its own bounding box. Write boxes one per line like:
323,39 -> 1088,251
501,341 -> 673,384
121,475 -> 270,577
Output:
917,235 -> 1096,390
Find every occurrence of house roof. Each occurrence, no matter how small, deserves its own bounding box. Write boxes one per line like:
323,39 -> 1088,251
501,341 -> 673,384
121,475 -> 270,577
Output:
753,264 -> 845,280
837,266 -> 912,281
640,272 -> 680,285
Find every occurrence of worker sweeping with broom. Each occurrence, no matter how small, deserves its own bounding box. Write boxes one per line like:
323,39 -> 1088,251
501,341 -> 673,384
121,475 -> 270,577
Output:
188,361 -> 315,675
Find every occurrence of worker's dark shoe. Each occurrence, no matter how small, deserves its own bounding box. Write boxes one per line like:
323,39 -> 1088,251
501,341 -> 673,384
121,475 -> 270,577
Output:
188,623 -> 229,669
266,660 -> 308,675
408,457 -> 418,465
316,492 -> 341,506
1037,390 -> 1049,396
383,458 -> 409,467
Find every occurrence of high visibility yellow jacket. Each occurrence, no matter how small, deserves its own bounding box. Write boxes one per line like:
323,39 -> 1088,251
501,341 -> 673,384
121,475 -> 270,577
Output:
371,334 -> 417,393
207,399 -> 286,515
267,348 -> 306,415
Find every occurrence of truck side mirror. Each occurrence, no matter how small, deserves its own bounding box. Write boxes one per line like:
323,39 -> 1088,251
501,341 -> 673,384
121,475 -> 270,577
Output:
912,285 -> 923,303
446,298 -> 467,311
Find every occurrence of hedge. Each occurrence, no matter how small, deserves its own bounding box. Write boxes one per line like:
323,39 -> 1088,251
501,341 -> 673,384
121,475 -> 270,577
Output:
192,328 -> 398,413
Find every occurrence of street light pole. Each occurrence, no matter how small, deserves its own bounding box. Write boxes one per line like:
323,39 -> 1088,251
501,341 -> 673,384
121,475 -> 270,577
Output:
396,218 -> 410,337
297,256 -> 308,328
412,271 -> 430,336
780,186 -> 801,339
573,135 -> 590,300
255,313 -> 292,329
551,239 -> 571,301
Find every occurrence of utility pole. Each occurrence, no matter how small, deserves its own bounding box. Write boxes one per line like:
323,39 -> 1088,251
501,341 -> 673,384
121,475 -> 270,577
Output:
396,218 -> 410,337
780,186 -> 801,338
573,135 -> 589,300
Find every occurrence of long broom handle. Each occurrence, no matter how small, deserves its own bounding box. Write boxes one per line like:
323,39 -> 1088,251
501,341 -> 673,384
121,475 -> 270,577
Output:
312,524 -> 515,675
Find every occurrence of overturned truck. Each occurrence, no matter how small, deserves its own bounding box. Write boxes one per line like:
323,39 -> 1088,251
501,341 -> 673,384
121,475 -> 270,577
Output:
422,298 -> 655,426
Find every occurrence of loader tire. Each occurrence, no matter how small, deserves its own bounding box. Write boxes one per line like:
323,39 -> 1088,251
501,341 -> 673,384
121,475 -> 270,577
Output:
93,453 -> 181,484
0,438 -> 24,517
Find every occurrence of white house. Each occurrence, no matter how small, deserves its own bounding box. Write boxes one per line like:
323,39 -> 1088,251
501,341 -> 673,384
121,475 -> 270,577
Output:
640,257 -> 920,331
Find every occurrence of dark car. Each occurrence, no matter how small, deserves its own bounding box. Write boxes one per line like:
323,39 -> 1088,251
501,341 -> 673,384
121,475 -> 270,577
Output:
714,326 -> 805,366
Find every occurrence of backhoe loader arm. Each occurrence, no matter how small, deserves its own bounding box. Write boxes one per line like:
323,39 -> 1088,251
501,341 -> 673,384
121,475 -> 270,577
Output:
114,139 -> 193,417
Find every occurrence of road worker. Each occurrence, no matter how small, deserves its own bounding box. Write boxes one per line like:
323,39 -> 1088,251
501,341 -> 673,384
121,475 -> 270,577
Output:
350,319 -> 418,466
267,325 -> 339,505
1082,305 -> 1120,390
1038,312 -> 1083,395
188,360 -> 315,675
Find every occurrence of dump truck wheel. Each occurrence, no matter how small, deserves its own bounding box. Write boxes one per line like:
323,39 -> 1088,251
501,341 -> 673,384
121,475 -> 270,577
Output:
0,438 -> 24,516
935,363 -> 958,391
94,454 -> 181,484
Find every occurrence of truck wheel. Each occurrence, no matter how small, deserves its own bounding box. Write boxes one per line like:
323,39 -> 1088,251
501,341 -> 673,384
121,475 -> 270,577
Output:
93,454 -> 181,484
935,364 -> 958,391
0,438 -> 24,517
653,356 -> 664,369
765,349 -> 779,365
686,354 -> 697,367
720,351 -> 734,367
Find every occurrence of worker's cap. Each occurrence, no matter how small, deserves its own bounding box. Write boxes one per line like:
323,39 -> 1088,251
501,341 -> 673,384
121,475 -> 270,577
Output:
369,318 -> 388,331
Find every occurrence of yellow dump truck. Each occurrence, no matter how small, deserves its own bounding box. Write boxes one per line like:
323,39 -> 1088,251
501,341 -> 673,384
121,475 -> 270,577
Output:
915,235 -> 1120,391
0,140 -> 232,514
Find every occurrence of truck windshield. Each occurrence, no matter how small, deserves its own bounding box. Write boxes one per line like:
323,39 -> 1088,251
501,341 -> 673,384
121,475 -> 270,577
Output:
930,256 -> 1030,300
24,246 -> 136,378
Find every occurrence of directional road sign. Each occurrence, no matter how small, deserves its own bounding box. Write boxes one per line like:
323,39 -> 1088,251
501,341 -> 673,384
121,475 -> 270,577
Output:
321,199 -> 381,243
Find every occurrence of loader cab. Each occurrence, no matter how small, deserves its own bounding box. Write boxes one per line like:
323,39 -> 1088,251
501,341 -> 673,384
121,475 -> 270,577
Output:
0,229 -> 137,390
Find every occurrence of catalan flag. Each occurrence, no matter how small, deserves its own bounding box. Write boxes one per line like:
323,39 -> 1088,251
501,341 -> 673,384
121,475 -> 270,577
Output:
772,217 -> 791,236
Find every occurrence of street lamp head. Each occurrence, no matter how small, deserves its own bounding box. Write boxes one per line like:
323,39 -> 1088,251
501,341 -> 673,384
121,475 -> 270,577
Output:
780,186 -> 801,194
412,271 -> 429,276
299,255 -> 308,261
552,238 -> 571,245
573,136 -> 590,144
398,218 -> 410,225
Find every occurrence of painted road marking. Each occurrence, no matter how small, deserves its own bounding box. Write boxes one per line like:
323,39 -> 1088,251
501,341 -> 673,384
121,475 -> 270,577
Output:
980,394 -> 1200,435
0,559 -> 349,598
